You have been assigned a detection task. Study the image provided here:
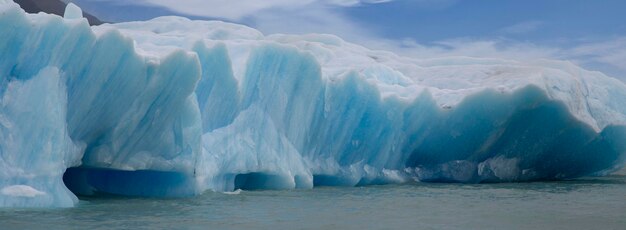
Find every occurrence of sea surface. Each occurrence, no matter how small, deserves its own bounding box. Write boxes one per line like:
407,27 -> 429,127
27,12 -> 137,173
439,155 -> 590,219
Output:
1,175 -> 625,230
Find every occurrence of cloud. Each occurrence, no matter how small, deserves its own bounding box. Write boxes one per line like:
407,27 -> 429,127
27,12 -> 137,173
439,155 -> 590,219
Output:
325,0 -> 393,7
500,21 -> 543,34
252,6 -> 364,38
133,0 -> 314,20
567,37 -> 626,69
117,0 -> 393,20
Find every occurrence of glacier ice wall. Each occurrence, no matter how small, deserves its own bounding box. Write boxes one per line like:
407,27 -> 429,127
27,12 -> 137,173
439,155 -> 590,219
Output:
1,1 -> 626,207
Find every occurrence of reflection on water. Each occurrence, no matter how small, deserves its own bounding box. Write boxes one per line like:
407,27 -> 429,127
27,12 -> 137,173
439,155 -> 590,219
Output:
1,176 -> 625,230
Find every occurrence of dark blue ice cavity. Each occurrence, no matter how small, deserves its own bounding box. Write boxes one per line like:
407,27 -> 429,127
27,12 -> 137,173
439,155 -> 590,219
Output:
405,86 -> 626,182
63,167 -> 197,197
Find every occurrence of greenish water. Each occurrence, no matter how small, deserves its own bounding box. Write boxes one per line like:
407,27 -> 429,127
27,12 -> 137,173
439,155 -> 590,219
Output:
1,176 -> 625,230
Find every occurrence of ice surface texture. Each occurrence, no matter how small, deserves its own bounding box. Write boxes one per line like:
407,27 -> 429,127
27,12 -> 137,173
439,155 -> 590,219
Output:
1,1 -> 625,207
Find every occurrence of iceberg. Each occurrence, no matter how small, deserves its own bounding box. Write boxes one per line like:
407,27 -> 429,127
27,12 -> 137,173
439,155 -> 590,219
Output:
1,1 -> 625,207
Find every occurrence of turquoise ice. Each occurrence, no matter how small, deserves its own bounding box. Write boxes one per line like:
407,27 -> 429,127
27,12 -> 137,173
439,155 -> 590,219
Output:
1,2 -> 625,207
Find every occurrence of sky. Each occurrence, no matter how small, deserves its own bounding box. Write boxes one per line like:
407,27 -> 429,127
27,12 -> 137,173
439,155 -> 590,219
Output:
67,0 -> 626,81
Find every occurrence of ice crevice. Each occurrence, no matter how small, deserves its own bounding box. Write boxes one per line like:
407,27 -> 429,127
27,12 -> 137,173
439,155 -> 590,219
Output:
1,1 -> 626,207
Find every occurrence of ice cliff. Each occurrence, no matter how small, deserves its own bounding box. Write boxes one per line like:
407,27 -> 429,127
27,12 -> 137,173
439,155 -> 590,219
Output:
1,1 -> 625,207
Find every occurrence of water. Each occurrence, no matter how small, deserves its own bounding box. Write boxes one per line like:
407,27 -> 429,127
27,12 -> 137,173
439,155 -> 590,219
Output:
1,176 -> 625,230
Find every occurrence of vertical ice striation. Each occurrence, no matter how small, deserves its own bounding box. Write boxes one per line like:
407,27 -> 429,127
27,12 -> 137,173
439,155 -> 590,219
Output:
0,67 -> 83,207
0,1 -> 625,207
